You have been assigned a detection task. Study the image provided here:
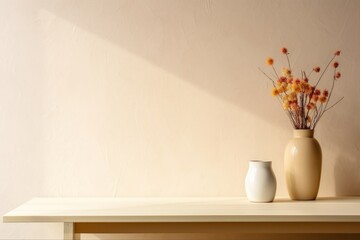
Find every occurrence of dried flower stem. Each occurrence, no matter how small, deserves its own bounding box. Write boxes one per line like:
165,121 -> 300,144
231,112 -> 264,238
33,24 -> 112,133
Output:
314,55 -> 337,89
324,97 -> 344,112
313,68 -> 342,128
286,53 -> 291,71
272,65 -> 280,79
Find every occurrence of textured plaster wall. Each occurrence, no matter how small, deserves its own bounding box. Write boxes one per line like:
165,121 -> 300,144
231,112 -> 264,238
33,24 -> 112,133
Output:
0,0 -> 359,239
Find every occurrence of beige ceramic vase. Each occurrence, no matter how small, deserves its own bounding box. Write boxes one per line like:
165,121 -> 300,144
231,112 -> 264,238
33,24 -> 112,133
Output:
284,129 -> 322,200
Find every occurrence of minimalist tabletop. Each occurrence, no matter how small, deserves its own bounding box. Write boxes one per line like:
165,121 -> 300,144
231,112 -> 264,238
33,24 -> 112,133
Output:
3,197 -> 360,223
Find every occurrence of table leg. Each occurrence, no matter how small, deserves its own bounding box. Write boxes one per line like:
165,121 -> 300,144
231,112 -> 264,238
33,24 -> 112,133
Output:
64,222 -> 74,240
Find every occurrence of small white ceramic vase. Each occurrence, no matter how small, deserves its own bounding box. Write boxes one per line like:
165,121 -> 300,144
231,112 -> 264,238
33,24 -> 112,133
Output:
245,160 -> 277,203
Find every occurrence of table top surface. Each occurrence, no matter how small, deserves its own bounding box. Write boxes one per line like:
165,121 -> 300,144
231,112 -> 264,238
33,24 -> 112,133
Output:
3,197 -> 360,223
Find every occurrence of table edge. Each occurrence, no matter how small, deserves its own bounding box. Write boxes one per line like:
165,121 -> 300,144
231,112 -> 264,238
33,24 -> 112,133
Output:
4,215 -> 360,223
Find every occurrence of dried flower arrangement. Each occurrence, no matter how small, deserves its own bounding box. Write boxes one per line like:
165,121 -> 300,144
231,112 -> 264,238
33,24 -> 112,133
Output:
259,48 -> 343,129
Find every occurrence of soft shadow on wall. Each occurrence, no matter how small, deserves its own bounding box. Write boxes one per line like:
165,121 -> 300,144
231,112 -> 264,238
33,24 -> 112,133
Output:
334,156 -> 360,196
324,115 -> 360,196
40,0 -> 359,128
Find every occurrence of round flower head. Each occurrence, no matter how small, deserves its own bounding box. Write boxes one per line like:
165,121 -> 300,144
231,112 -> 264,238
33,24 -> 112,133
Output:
314,89 -> 321,95
292,85 -> 301,93
333,61 -> 339,68
304,84 -> 312,94
319,96 -> 327,103
290,102 -> 298,110
279,83 -> 288,93
277,77 -> 286,85
282,68 -> 292,77
335,72 -> 341,79
310,86 -> 316,93
271,88 -> 279,96
266,57 -> 274,66
313,66 -> 321,73
283,101 -> 290,109
312,95 -> 319,102
307,102 -> 315,110
323,90 -> 329,97
281,47 -> 288,54
289,92 -> 297,101
335,50 -> 341,56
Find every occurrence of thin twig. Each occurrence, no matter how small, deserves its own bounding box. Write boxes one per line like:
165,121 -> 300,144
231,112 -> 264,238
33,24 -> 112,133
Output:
314,68 -> 337,128
314,55 -> 337,89
308,69 -> 314,78
310,107 -> 319,129
272,65 -> 280,80
324,97 -> 344,113
286,53 -> 291,71
258,67 -> 275,84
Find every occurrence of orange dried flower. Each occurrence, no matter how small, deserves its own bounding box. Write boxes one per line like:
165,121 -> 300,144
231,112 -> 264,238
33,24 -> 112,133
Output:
290,93 -> 297,101
310,86 -> 316,92
283,101 -> 290,109
314,89 -> 321,95
281,47 -> 288,54
323,90 -> 329,97
306,103 -> 314,110
313,67 -> 321,72
335,50 -> 341,56
312,95 -> 319,102
277,77 -> 287,85
290,103 -> 298,110
282,68 -> 292,76
278,86 -> 285,93
305,85 -> 312,94
300,81 -> 309,92
266,57 -> 274,66
335,72 -> 341,79
271,88 -> 279,96
319,96 -> 327,103
333,61 -> 339,68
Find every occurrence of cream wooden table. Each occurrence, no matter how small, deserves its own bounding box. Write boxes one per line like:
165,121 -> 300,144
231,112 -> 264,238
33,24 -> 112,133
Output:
3,197 -> 360,240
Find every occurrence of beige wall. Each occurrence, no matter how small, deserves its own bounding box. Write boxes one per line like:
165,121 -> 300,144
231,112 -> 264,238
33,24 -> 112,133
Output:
1,0 -> 360,238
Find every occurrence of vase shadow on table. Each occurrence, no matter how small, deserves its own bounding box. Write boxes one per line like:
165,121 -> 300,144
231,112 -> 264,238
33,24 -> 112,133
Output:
334,155 -> 360,196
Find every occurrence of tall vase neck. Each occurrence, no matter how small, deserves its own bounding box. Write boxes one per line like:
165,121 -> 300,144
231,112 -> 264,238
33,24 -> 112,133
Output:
293,129 -> 314,138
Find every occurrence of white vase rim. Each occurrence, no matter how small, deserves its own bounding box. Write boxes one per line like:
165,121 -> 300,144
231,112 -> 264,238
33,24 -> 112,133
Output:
249,160 -> 272,165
